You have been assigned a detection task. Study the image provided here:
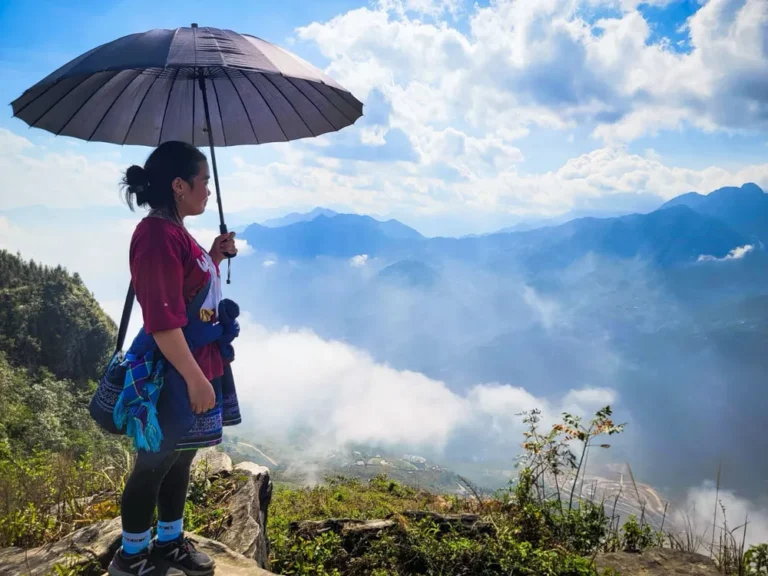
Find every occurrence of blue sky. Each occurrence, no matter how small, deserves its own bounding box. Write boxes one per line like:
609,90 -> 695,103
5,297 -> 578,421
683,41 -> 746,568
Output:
1,0 -> 767,298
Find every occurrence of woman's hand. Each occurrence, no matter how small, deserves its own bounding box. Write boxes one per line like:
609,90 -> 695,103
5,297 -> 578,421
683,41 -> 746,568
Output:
153,328 -> 217,414
187,373 -> 217,414
209,232 -> 237,266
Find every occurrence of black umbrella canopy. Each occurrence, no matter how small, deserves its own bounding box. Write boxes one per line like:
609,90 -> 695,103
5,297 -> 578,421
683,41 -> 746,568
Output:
10,25 -> 363,148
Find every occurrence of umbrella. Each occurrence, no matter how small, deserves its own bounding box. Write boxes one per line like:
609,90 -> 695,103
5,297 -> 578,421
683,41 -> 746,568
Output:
10,23 -> 363,262
10,23 -> 363,351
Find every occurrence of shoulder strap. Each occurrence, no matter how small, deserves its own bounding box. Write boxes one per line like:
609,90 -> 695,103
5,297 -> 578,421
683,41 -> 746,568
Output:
114,282 -> 135,355
113,276 -> 213,354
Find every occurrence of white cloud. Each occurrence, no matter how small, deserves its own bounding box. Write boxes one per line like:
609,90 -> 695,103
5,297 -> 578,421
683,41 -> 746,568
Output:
0,128 -> 32,155
231,319 -> 619,454
262,259 -> 277,268
675,482 -> 768,549
297,0 -> 768,146
186,226 -> 255,258
698,244 -> 755,262
224,144 -> 768,219
0,130 -> 126,209
350,254 -> 369,267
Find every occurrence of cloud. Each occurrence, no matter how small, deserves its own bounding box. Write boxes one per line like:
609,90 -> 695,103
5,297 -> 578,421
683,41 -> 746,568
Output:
231,318 -> 619,456
0,130 -> 126,210
0,128 -> 32,155
223,143 -> 768,224
186,226 -> 255,258
675,482 -> 768,549
698,244 -> 755,262
297,0 -> 768,145
350,254 -> 369,267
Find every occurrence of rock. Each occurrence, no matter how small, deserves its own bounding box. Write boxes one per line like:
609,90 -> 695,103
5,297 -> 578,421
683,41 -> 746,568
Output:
291,511 -> 494,556
235,461 -> 270,477
181,535 -> 276,576
220,463 -> 273,570
394,511 -> 494,536
596,547 -> 720,575
0,517 -> 122,576
192,448 -> 233,478
0,517 -> 281,576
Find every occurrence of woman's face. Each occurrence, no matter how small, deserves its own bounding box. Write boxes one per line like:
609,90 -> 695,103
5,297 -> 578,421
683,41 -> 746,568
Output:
175,160 -> 211,218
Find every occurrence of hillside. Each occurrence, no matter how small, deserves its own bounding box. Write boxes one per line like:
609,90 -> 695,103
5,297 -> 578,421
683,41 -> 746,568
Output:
0,251 -> 124,547
0,250 -> 115,385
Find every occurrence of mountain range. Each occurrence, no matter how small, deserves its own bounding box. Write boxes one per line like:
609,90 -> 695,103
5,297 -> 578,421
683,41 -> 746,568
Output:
243,183 -> 765,268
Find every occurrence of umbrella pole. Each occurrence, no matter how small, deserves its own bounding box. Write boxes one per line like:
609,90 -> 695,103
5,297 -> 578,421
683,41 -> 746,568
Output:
198,73 -> 235,283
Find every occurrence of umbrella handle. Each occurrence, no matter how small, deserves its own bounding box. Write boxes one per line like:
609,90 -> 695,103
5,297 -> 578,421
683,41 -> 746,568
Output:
220,223 -> 237,260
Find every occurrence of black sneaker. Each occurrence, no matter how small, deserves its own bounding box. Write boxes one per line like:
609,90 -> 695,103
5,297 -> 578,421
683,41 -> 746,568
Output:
108,547 -> 184,576
152,535 -> 216,576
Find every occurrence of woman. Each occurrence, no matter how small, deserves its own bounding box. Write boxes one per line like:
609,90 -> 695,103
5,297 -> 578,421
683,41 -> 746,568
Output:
109,141 -> 239,576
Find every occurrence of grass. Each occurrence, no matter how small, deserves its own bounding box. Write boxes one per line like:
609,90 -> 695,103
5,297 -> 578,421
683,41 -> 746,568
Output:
3,405 -> 768,576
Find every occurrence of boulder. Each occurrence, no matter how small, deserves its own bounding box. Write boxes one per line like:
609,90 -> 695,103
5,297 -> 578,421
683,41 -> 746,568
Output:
0,517 -> 121,576
0,516 -> 280,576
235,461 -> 270,477
596,547 -> 720,575
220,463 -> 273,570
192,448 -> 233,478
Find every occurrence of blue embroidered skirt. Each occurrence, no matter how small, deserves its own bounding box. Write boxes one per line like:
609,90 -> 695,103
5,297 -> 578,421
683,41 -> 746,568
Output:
162,362 -> 241,452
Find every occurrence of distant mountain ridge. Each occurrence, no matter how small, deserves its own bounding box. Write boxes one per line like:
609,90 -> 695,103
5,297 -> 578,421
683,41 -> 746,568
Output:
261,207 -> 338,228
662,182 -> 767,245
243,213 -> 423,259
242,184 -> 762,267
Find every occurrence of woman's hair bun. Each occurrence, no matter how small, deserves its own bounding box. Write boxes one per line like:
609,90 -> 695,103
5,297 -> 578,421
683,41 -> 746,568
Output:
123,165 -> 150,206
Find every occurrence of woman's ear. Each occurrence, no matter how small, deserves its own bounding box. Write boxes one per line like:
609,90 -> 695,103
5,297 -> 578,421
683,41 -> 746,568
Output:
172,176 -> 187,197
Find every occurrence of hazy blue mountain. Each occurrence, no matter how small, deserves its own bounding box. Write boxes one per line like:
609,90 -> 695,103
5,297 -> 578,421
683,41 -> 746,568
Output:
261,207 -> 339,228
377,260 -> 439,288
229,183 -> 768,501
244,192 -> 751,268
662,182 -> 768,244
243,214 -> 423,259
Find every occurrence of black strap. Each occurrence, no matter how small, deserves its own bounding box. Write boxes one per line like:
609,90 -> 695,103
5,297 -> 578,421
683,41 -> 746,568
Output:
113,276 -> 214,355
114,282 -> 135,354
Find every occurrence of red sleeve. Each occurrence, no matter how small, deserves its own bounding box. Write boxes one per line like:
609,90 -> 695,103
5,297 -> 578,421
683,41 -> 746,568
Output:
130,222 -> 188,334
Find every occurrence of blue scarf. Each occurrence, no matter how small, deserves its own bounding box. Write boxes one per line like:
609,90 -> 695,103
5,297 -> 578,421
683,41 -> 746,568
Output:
113,280 -> 240,452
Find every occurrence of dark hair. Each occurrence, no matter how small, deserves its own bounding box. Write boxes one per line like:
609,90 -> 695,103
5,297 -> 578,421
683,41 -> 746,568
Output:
122,141 -> 206,215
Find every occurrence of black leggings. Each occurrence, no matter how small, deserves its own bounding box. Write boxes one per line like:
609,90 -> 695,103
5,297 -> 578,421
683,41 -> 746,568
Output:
121,449 -> 197,533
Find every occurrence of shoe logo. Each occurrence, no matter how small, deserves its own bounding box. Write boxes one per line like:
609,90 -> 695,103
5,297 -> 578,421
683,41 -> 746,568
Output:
129,558 -> 155,575
167,547 -> 188,562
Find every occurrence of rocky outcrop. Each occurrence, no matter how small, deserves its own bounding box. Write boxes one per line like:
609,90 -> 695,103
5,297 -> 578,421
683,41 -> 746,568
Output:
596,547 -> 720,575
0,451 -> 275,575
0,516 -> 279,576
220,461 -> 274,569
0,517 -> 121,576
192,447 -> 234,478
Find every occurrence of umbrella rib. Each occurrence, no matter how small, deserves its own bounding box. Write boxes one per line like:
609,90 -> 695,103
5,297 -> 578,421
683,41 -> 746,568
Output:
86,70 -> 142,141
28,78 -> 87,128
209,73 -> 228,146
301,79 -> 357,125
158,67 -> 180,146
13,81 -> 60,118
289,77 -> 351,128
222,67 -> 259,145
121,71 -> 162,146
242,73 -> 289,142
262,73 -> 317,137
56,72 -> 118,136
